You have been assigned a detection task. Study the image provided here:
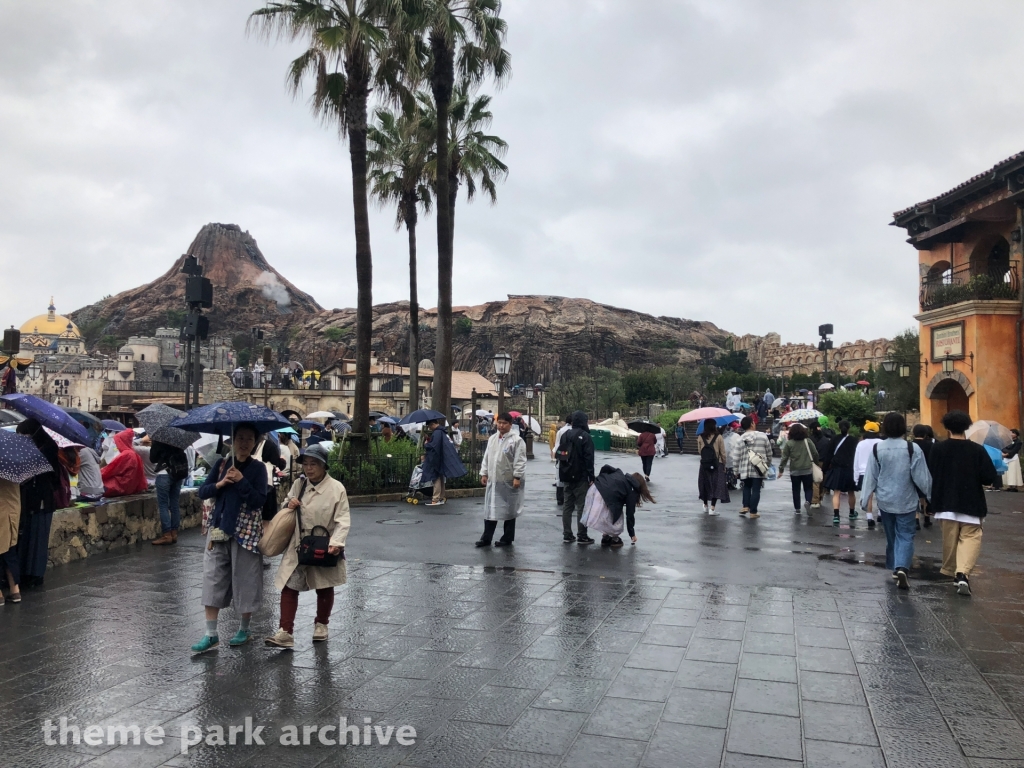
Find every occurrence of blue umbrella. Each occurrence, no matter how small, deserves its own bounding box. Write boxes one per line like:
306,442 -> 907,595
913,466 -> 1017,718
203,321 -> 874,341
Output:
167,401 -> 291,435
101,419 -> 127,433
696,414 -> 741,435
0,394 -> 92,446
984,444 -> 1009,475
296,420 -> 324,430
377,416 -> 399,425
276,426 -> 298,436
0,430 -> 53,484
399,408 -> 446,425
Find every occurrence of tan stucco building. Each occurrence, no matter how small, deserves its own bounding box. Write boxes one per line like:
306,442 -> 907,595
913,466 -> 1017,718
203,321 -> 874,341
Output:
892,151 -> 1024,432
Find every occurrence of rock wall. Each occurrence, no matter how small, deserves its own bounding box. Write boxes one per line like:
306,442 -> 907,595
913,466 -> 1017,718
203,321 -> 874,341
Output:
47,490 -> 204,568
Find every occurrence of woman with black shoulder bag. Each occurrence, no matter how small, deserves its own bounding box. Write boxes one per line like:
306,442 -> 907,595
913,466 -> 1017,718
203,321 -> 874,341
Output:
265,443 -> 350,648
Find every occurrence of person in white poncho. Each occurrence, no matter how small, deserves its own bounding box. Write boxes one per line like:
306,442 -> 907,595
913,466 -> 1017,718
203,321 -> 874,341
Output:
476,413 -> 527,548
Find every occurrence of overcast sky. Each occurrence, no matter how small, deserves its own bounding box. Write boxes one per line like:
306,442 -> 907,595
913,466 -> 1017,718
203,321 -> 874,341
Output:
2,0 -> 1023,346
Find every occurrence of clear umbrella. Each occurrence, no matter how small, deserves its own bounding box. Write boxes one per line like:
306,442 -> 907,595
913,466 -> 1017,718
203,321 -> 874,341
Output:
966,420 -> 1015,450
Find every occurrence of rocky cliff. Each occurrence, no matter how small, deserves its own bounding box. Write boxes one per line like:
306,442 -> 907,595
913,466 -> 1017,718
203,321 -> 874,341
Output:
294,295 -> 731,382
69,223 -> 321,340
70,223 -> 732,376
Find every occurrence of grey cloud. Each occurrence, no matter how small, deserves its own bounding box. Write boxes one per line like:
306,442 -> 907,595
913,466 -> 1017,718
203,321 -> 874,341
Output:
2,0 -> 1023,347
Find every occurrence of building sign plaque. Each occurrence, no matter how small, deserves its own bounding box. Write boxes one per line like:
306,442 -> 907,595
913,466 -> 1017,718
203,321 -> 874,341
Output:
931,322 -> 964,361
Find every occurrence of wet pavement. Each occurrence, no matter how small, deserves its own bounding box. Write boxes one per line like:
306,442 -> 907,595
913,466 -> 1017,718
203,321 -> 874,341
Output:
1,451 -> 1023,767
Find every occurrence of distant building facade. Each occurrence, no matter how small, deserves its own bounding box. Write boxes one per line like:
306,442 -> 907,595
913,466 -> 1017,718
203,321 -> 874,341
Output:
734,333 -> 893,377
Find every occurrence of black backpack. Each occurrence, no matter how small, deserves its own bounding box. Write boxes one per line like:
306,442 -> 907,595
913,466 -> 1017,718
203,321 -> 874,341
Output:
699,437 -> 718,472
161,447 -> 189,482
557,431 -> 588,483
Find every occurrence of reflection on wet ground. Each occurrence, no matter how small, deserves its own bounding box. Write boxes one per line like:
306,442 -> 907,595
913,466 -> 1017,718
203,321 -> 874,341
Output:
0,452 -> 1021,767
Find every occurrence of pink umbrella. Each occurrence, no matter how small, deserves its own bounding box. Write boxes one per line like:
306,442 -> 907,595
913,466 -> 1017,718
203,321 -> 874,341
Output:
678,407 -> 732,423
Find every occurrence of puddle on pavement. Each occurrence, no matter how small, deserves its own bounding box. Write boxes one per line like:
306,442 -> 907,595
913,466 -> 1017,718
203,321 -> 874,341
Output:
818,550 -> 948,581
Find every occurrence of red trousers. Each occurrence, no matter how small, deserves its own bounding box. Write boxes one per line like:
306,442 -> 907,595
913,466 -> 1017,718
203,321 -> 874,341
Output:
279,586 -> 335,633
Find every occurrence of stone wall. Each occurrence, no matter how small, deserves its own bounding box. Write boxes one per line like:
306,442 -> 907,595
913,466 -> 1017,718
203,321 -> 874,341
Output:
47,478 -> 297,569
202,369 -> 247,404
47,490 -> 204,568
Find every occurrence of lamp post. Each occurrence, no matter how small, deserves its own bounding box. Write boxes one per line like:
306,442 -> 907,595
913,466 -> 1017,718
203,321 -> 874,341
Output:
493,349 -> 512,414
818,324 -> 834,385
525,386 -> 535,459
942,355 -> 955,376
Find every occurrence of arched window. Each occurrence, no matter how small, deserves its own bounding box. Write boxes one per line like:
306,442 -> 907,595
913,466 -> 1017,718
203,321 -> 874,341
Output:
926,260 -> 952,285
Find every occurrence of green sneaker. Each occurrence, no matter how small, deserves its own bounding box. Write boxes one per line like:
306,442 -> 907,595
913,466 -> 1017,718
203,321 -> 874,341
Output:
229,630 -> 251,647
191,635 -> 219,654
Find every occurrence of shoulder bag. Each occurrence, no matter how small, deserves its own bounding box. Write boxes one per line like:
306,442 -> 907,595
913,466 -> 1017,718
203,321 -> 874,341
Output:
296,484 -> 341,568
258,477 -> 304,557
805,440 -> 824,484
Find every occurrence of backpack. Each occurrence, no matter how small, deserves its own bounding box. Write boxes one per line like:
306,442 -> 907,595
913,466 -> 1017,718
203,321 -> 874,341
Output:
557,430 -> 588,483
165,449 -> 190,482
699,437 -> 718,472
873,442 -> 925,499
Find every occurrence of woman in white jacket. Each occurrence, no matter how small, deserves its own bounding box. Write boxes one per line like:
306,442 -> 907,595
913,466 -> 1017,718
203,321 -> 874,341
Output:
477,413 -> 528,548
852,421 -> 882,528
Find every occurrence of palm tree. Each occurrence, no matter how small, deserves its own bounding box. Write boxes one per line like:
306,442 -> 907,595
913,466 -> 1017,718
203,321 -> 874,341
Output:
367,104 -> 433,413
249,0 -> 407,445
419,84 -> 508,244
405,0 -> 510,418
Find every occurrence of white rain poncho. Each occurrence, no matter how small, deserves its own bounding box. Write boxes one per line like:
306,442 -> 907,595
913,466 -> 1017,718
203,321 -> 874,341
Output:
580,484 -> 623,537
480,431 -> 528,521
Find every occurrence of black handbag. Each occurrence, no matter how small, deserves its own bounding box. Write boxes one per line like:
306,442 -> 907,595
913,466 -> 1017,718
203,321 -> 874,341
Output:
295,499 -> 341,568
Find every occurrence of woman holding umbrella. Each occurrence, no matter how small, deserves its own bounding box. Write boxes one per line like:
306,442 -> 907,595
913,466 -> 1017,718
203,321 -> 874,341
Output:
636,428 -> 657,482
416,413 -> 467,507
193,421 -> 268,652
2,419 -> 62,595
696,418 -> 728,515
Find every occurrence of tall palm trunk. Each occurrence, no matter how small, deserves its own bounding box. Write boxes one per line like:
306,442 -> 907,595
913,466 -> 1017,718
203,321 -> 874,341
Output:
430,33 -> 454,418
406,195 -> 420,412
347,75 -> 373,447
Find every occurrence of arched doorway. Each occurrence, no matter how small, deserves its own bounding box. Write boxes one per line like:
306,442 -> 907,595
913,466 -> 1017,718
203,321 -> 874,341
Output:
924,371 -> 974,432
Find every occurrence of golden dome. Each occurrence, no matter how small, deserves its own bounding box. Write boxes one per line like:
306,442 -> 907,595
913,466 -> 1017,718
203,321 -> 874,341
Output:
19,298 -> 80,337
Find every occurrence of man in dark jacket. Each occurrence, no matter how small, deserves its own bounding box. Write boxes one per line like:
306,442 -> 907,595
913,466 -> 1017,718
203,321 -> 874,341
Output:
421,420 -> 467,507
558,411 -> 595,544
929,410 -> 999,596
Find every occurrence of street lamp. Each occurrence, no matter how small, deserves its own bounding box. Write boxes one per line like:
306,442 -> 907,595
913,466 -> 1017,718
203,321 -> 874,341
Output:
524,386 -> 535,459
899,364 -> 912,378
493,348 -> 512,414
942,355 -> 955,375
881,359 -> 897,374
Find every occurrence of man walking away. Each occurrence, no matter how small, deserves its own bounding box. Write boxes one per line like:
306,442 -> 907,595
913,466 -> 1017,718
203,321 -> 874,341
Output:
731,416 -> 772,519
853,421 -> 882,528
557,411 -> 595,544
859,413 -> 932,590
928,410 -> 999,596
675,422 -> 687,453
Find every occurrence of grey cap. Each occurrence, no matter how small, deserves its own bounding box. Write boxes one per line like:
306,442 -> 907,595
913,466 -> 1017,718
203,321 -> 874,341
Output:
299,443 -> 330,466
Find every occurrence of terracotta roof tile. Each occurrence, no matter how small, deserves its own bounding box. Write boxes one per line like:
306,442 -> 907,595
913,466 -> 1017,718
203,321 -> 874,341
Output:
892,150 -> 1024,219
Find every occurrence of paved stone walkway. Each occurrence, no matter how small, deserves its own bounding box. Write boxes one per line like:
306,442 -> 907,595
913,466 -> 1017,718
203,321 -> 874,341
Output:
1,454 -> 1023,767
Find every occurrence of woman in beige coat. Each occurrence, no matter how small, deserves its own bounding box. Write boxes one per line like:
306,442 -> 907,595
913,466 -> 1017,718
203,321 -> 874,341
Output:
265,444 -> 350,648
0,479 -> 20,605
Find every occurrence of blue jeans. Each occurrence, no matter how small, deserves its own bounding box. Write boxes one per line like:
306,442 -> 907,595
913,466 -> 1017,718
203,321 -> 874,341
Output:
155,474 -> 182,533
742,478 -> 763,513
879,510 -> 916,570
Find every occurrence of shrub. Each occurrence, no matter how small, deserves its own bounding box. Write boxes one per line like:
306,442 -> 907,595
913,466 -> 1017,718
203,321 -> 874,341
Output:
818,390 -> 876,428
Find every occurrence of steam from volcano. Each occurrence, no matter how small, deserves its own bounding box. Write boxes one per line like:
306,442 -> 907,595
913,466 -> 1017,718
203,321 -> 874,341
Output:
255,272 -> 291,313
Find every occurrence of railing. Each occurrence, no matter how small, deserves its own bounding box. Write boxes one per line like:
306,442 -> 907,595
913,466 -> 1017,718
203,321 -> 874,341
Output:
230,375 -> 341,391
326,441 -> 481,496
104,380 -> 187,392
920,261 -> 1020,311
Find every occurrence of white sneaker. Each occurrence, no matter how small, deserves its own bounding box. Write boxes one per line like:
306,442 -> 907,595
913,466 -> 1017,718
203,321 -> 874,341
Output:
810,503 -> 820,509
702,503 -> 709,514
264,628 -> 295,648
313,622 -> 329,642
709,508 -> 720,516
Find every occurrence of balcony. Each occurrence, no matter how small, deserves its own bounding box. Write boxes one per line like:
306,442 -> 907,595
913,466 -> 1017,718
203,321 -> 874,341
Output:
920,261 -> 1019,311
